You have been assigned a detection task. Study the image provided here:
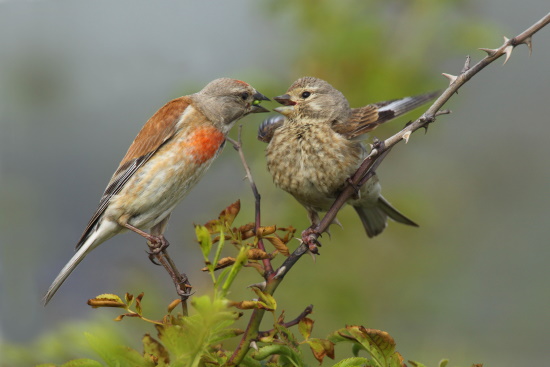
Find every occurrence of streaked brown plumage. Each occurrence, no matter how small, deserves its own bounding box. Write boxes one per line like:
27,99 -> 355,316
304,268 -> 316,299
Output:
259,77 -> 437,237
44,78 -> 269,305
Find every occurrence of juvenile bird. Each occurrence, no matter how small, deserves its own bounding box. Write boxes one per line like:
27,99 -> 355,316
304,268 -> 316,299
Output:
44,78 -> 269,304
258,76 -> 436,239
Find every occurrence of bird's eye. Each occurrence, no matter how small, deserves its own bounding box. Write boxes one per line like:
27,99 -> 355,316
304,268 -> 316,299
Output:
240,92 -> 249,100
301,91 -> 311,99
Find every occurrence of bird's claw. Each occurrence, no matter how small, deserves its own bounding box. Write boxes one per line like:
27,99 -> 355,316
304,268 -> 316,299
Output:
301,227 -> 322,254
147,235 -> 170,265
346,177 -> 361,200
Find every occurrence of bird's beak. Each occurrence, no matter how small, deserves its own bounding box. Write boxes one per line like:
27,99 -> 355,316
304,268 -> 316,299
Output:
251,92 -> 270,113
274,94 -> 296,106
273,94 -> 296,116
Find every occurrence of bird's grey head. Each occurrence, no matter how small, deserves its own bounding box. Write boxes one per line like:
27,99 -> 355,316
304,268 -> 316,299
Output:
193,78 -> 269,131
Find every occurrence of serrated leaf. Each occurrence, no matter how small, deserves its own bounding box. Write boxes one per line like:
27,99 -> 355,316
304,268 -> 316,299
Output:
343,326 -> 402,367
307,338 -> 335,363
143,333 -> 170,366
331,357 -> 370,367
299,317 -> 314,340
86,333 -> 152,367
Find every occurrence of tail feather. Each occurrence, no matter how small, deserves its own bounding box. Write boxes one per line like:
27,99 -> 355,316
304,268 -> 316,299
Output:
377,196 -> 418,227
354,196 -> 417,238
43,221 -> 117,305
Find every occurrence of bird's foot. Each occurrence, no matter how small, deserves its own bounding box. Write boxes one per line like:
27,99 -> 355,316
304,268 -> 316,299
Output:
301,227 -> 322,254
147,235 -> 170,265
176,282 -> 193,298
346,177 -> 361,200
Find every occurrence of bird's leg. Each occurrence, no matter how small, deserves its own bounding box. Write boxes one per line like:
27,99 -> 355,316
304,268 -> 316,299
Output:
120,222 -> 168,264
122,220 -> 192,314
346,177 -> 361,200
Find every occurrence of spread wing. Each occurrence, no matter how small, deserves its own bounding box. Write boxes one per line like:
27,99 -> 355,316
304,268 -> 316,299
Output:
75,97 -> 191,249
333,90 -> 439,140
258,115 -> 285,143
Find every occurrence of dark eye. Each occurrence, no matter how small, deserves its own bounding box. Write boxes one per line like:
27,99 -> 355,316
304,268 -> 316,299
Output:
301,91 -> 311,99
240,92 -> 249,100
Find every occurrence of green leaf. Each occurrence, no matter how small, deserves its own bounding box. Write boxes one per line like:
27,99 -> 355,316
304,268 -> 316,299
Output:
298,317 -> 314,340
306,338 -> 335,364
86,333 -> 153,367
221,244 -> 250,296
252,287 -> 277,311
195,225 -> 213,260
333,326 -> 403,367
253,344 -> 303,366
331,357 -> 370,367
142,334 -> 170,366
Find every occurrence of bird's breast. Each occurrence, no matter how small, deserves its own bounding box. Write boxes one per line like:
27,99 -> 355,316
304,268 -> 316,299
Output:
107,124 -> 226,229
266,123 -> 363,209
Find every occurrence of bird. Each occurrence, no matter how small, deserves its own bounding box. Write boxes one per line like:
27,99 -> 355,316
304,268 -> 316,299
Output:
258,76 -> 437,240
44,78 -> 270,305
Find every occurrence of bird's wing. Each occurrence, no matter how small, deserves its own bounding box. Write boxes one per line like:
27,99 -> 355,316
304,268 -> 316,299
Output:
75,97 -> 191,249
333,90 -> 439,140
258,115 -> 285,143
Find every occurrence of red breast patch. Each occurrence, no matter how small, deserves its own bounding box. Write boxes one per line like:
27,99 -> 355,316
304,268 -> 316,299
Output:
186,126 -> 225,164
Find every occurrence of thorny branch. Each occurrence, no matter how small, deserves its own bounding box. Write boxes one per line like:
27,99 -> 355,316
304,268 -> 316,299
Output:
227,12 -> 550,366
302,11 -> 550,249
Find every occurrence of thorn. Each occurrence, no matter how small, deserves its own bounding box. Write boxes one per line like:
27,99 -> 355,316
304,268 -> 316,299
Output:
403,130 -> 412,143
308,250 -> 317,263
502,36 -> 513,65
441,73 -> 457,85
523,37 -> 533,56
250,341 -> 259,351
461,55 -> 471,73
331,217 -> 343,229
273,266 -> 286,279
479,47 -> 497,57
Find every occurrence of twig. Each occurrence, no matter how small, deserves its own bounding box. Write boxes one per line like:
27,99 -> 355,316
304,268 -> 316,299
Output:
257,304 -> 314,339
227,128 -> 274,277
148,246 -> 191,316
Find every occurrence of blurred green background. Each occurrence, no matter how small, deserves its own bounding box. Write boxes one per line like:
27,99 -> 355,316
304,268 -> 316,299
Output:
1,0 -> 549,366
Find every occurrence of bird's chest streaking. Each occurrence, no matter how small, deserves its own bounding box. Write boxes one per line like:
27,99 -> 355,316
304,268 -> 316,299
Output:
107,124 -> 226,229
266,122 -> 364,210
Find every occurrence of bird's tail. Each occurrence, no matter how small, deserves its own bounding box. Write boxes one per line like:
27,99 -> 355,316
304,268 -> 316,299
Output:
353,195 -> 418,238
43,228 -> 108,305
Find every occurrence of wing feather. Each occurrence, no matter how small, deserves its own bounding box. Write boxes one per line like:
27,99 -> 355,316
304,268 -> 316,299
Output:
258,115 -> 285,143
333,91 -> 439,140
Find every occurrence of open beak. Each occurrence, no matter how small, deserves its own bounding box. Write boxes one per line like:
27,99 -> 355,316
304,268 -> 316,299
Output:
274,94 -> 295,106
273,94 -> 295,116
251,91 -> 270,113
